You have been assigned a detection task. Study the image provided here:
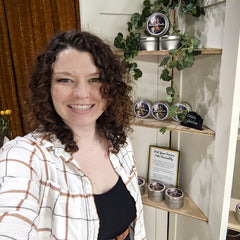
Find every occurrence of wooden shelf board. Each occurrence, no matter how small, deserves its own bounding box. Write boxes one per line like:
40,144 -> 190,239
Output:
115,48 -> 222,56
132,118 -> 215,137
228,198 -> 240,232
142,189 -> 208,222
238,128 -> 240,140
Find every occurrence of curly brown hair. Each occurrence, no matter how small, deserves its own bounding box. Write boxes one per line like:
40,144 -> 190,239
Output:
25,30 -> 134,153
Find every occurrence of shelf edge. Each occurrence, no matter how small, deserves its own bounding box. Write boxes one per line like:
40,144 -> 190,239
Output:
142,191 -> 208,222
114,48 -> 222,56
132,118 -> 215,137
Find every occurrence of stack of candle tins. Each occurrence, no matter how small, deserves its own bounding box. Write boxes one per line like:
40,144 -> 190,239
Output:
137,177 -> 184,209
134,100 -> 191,122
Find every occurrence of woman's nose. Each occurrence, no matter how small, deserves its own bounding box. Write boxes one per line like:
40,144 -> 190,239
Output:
73,82 -> 89,98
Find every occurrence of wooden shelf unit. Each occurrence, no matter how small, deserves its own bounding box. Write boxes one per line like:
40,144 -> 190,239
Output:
228,198 -> 240,232
115,48 -> 222,56
132,117 -> 215,137
142,188 -> 208,222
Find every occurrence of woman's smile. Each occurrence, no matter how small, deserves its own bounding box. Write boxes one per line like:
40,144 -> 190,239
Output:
69,104 -> 94,111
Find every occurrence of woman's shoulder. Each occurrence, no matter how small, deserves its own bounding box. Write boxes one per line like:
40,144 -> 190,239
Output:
0,131 -> 56,156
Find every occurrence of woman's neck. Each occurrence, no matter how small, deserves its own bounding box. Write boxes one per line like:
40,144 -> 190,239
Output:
73,123 -> 103,147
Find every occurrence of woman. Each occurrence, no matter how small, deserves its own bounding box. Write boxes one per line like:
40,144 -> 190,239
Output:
0,31 -> 146,240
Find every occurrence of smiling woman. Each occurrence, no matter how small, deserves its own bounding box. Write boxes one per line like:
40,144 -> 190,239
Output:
0,30 -> 146,240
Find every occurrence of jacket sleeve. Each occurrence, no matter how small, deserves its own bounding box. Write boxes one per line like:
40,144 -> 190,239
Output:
0,138 -> 41,239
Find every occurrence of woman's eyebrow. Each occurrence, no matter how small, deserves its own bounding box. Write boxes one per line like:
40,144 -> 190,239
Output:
53,71 -> 72,76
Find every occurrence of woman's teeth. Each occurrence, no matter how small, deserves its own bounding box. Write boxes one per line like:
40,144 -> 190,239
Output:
70,105 -> 92,110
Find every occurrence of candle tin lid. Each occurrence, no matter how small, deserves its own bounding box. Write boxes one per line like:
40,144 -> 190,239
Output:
147,12 -> 170,37
165,187 -> 184,199
148,181 -> 165,202
236,203 -> 240,223
140,36 -> 158,41
148,181 -> 165,192
152,101 -> 169,120
134,100 -> 151,118
165,187 -> 184,209
172,102 -> 192,122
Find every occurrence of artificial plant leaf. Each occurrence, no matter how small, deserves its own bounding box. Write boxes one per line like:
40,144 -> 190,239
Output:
133,68 -> 143,79
169,60 -> 178,69
178,113 -> 186,121
169,105 -> 178,117
161,68 -> 173,81
129,62 -> 137,71
182,53 -> 194,68
142,6 -> 151,18
169,49 -> 178,55
135,32 -> 141,40
143,0 -> 151,7
166,96 -> 174,103
159,127 -> 167,134
176,61 -> 184,71
191,37 -> 200,48
131,13 -> 141,22
182,3 -> 194,13
132,50 -> 139,57
160,72 -> 172,81
169,0 -> 179,9
127,22 -> 132,32
160,56 -> 170,66
166,87 -> 175,96
124,52 -> 132,60
114,33 -> 125,49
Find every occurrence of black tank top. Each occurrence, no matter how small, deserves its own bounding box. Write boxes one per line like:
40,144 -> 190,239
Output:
94,176 -> 136,240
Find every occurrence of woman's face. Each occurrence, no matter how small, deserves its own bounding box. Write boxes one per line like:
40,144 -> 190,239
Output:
51,48 -> 106,132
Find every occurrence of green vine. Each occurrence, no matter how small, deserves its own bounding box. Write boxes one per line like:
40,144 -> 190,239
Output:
114,0 -> 205,133
114,0 -> 205,80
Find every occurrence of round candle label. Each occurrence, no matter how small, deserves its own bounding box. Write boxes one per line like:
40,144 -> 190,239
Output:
167,188 -> 182,197
150,182 -> 164,191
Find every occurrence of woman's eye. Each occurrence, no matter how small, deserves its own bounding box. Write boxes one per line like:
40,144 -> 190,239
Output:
90,78 -> 100,83
57,78 -> 71,83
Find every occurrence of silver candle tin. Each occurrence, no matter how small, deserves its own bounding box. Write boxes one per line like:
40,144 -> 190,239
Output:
165,187 -> 184,209
139,37 -> 158,51
159,35 -> 181,50
147,12 -> 170,37
152,101 -> 169,120
235,203 -> 240,223
133,100 -> 152,118
138,176 -> 146,195
172,102 -> 192,122
148,181 -> 165,202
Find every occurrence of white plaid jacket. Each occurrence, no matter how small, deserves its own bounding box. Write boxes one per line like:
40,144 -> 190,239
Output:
0,132 -> 146,240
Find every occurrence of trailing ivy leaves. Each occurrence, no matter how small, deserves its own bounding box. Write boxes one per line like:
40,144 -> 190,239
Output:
181,0 -> 205,17
114,32 -> 143,79
166,86 -> 175,103
114,0 -> 204,81
160,32 -> 201,86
